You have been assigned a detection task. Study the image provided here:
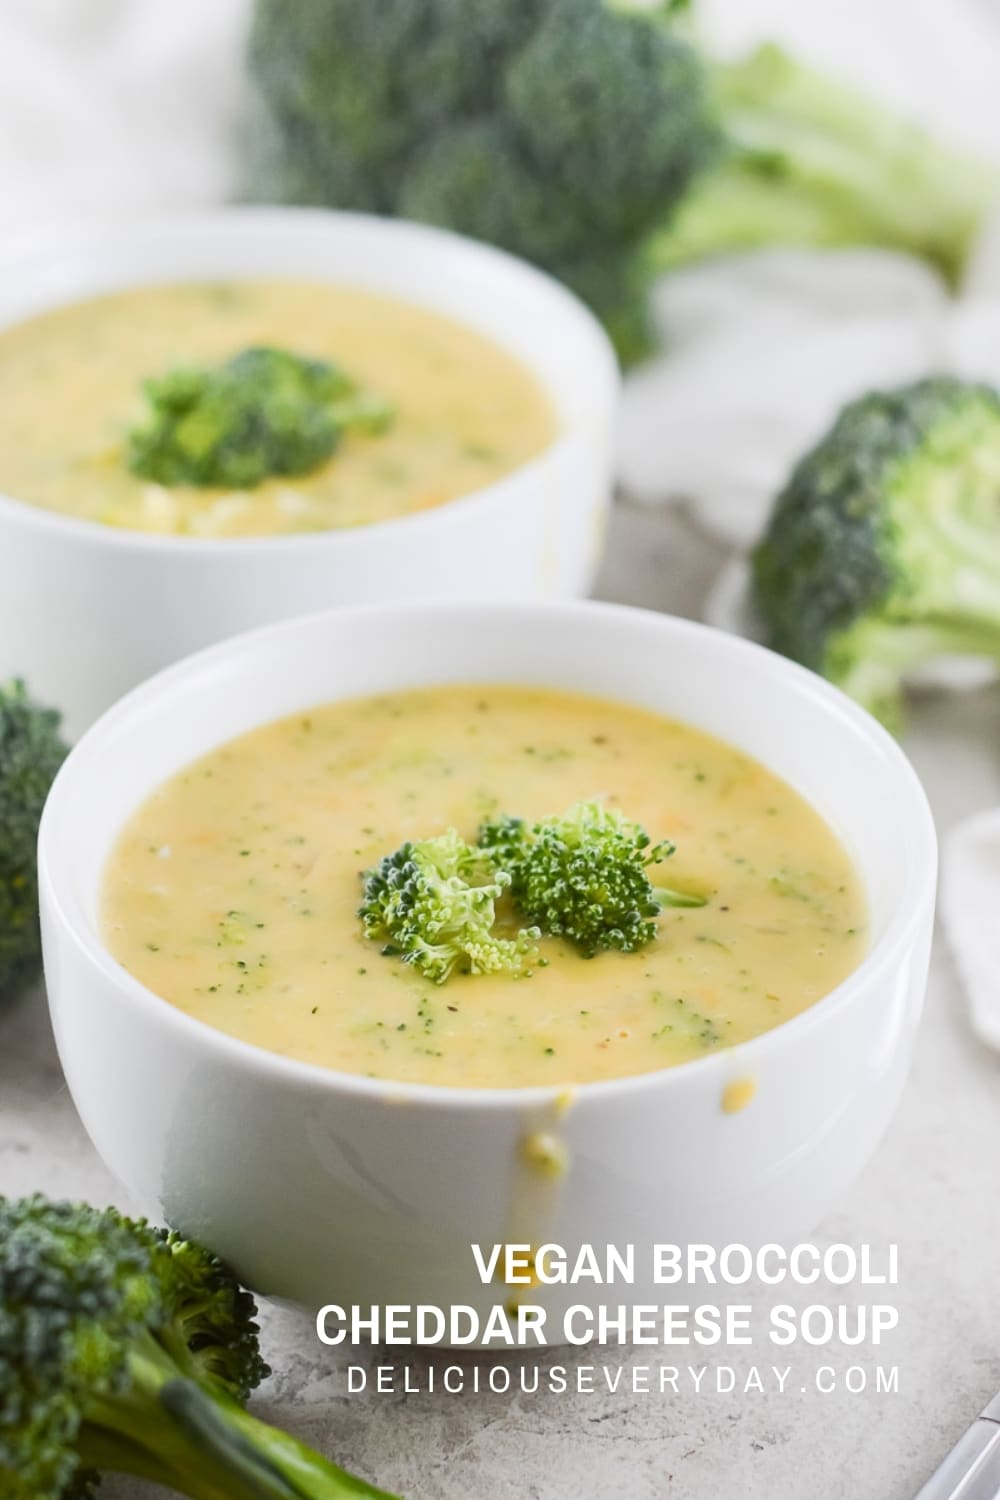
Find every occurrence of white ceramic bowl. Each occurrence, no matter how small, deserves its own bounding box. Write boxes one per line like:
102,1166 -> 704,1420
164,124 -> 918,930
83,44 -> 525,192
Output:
0,209 -> 618,738
40,602 -> 936,1337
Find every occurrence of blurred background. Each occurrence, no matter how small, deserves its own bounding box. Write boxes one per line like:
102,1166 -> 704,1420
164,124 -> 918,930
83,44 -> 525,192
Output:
6,9 -> 1000,1498
6,0 -> 1000,979
7,0 -> 1000,556
4,0 -> 1000,229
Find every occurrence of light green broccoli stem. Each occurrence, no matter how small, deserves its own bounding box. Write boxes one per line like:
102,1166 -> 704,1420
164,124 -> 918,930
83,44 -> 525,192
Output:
829,617 -> 1000,729
328,391 -> 395,437
79,1334 -> 394,1500
650,44 -> 1000,284
889,428 -> 1000,635
653,885 -> 707,909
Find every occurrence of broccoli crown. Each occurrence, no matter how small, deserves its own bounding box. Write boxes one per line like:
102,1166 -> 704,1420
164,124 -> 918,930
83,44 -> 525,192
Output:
0,1195 -> 397,1500
0,681 -> 67,1007
127,346 -> 393,490
360,828 -> 539,984
0,1196 -> 156,1500
0,1195 -> 268,1500
752,376 -> 1000,727
479,799 -> 682,958
248,0 -> 717,357
248,3 -> 1000,360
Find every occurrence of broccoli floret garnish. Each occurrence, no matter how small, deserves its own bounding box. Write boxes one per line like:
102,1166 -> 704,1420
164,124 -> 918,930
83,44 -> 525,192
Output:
247,1 -> 1000,362
127,345 -> 393,490
0,1194 -> 397,1500
0,681 -> 67,1009
359,828 -> 540,984
752,376 -> 1000,730
479,800 -> 706,959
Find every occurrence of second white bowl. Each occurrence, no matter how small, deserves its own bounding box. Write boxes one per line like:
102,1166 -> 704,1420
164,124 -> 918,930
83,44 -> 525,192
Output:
0,209 -> 618,737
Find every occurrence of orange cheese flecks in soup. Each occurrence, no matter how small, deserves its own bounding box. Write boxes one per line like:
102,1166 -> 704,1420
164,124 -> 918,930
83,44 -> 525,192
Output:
0,281 -> 555,537
102,685 -> 867,1089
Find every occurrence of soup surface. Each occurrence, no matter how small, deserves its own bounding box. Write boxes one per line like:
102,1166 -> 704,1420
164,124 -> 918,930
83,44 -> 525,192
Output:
0,282 -> 555,537
102,686 -> 867,1089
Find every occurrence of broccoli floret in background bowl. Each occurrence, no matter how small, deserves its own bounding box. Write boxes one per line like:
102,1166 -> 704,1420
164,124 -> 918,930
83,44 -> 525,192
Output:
128,346 -> 394,491
752,376 -> 1000,731
0,681 -> 66,1007
246,0 -> 1000,361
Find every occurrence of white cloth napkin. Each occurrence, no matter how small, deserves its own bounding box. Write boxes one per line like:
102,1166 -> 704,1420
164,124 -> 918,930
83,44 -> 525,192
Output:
617,0 -> 1000,546
0,0 -> 250,233
942,813 -> 1000,1053
618,249 -> 960,547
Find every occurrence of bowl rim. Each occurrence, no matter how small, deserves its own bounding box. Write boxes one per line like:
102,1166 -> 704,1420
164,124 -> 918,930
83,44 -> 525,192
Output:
39,598 -> 938,1111
0,205 -> 618,554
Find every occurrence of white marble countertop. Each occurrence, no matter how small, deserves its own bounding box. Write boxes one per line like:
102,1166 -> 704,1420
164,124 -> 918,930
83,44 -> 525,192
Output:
4,500 -> 1000,1500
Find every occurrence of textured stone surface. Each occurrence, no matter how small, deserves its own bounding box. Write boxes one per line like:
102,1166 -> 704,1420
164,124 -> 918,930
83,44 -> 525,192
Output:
3,500 -> 1000,1499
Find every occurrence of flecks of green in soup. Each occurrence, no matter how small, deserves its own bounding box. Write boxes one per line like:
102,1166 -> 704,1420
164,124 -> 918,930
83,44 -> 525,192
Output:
102,685 -> 867,1089
0,281 -> 555,537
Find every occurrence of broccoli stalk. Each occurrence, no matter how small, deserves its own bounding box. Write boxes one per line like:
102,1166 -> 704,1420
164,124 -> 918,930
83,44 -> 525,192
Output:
0,681 -> 67,1008
127,346 -> 393,490
247,1 -> 1000,362
752,376 -> 1000,729
80,1365 -> 387,1500
359,828 -> 540,984
479,801 -> 707,958
0,1195 -> 397,1500
651,44 -> 1000,285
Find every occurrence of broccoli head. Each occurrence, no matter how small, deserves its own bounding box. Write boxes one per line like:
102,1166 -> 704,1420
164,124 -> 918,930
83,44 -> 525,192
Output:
248,0 -> 716,362
0,681 -> 67,1008
479,799 -> 706,959
0,1194 -> 397,1500
247,1 -> 1000,361
359,827 -> 540,984
752,376 -> 1000,729
127,346 -> 393,490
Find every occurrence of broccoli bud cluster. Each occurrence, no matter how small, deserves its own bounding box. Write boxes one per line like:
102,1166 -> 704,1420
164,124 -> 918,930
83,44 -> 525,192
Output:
127,345 -> 393,490
753,376 -> 1000,730
0,1194 -> 395,1499
0,680 -> 67,1008
360,800 -> 706,983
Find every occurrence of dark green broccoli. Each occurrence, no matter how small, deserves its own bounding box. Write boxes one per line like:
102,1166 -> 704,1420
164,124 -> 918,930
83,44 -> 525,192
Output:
359,828 -> 540,984
479,800 -> 706,959
0,681 -> 67,1008
127,346 -> 393,490
0,1194 -> 397,1500
752,376 -> 1000,730
246,1 -> 1000,361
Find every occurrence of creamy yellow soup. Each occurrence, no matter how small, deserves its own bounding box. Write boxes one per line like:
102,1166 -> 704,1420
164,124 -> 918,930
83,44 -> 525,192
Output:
102,686 -> 866,1089
0,282 -> 555,537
